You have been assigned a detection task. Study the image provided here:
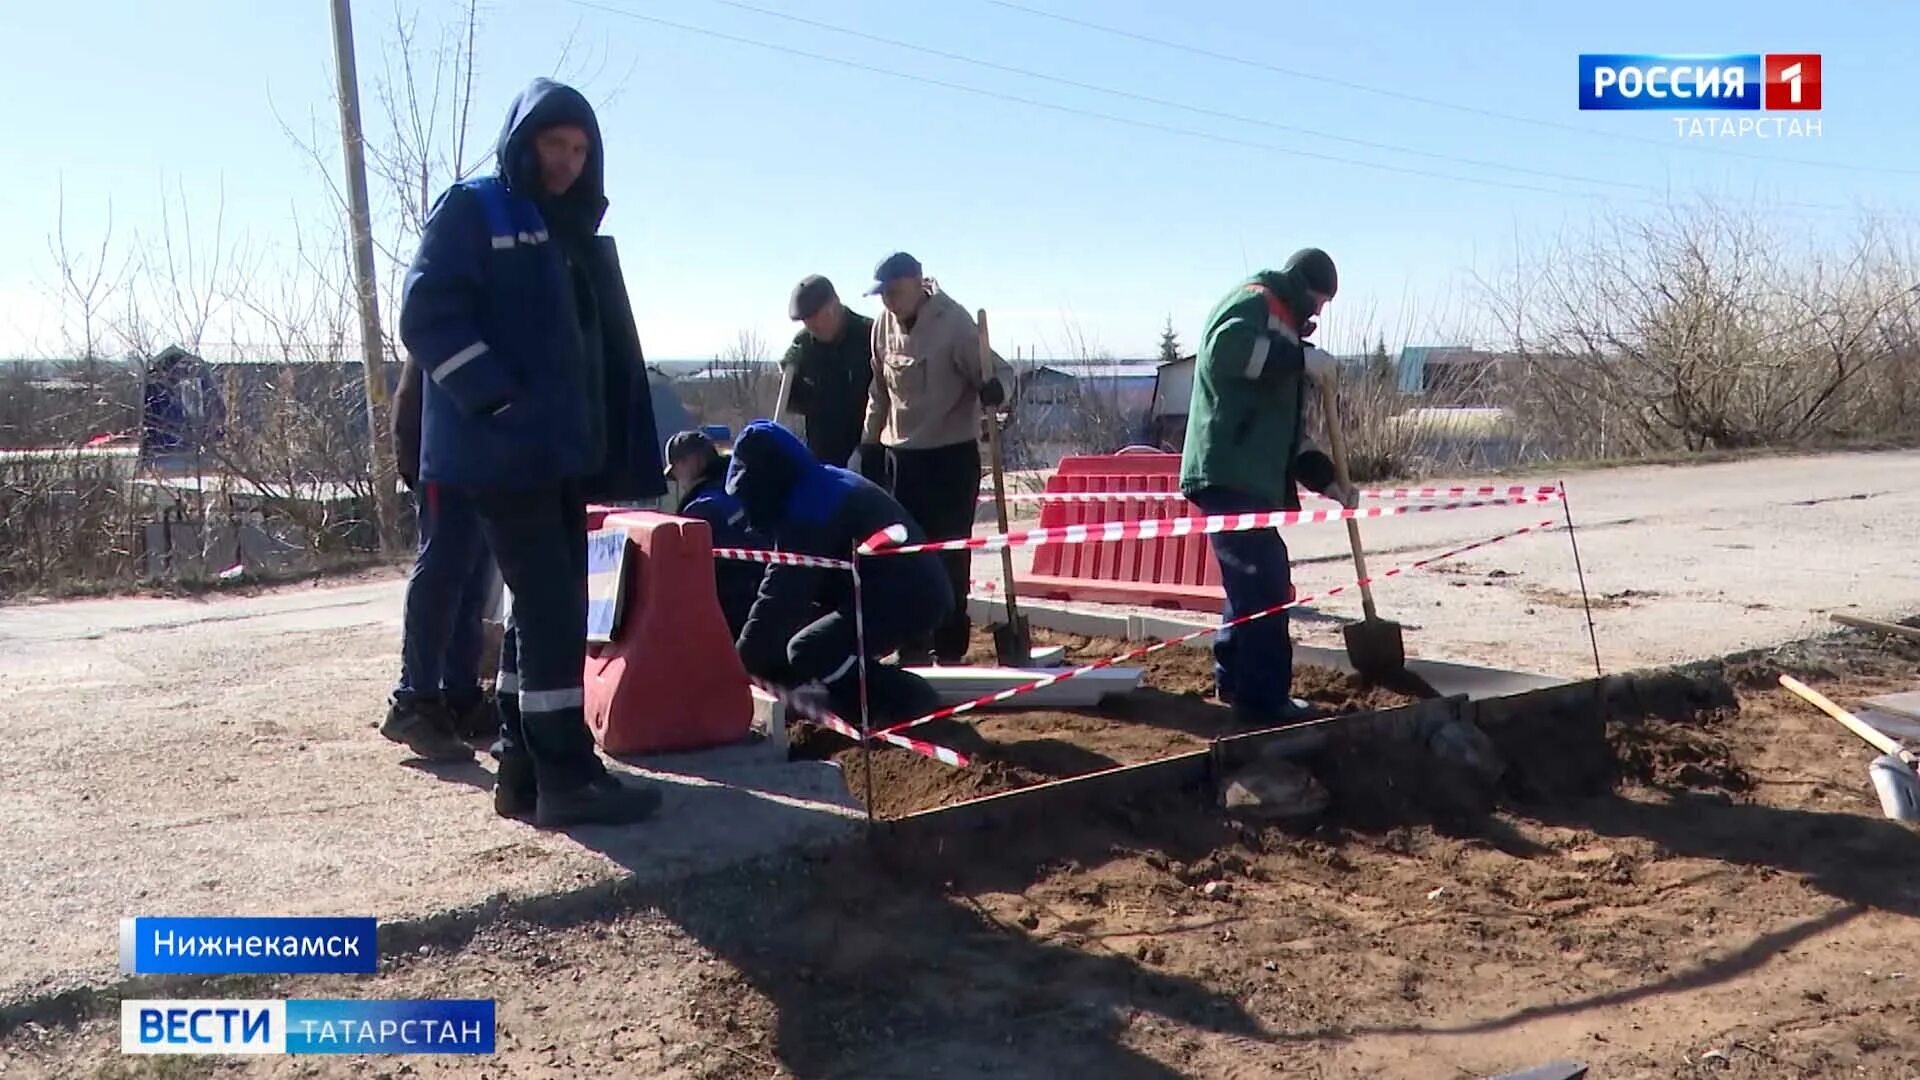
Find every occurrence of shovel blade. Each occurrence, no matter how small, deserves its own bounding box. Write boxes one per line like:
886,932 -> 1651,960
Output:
1869,755 -> 1920,822
1342,617 -> 1407,683
992,617 -> 1033,668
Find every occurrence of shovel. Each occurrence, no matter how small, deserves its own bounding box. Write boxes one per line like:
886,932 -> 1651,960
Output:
1779,675 -> 1920,822
977,309 -> 1032,667
1319,374 -> 1413,687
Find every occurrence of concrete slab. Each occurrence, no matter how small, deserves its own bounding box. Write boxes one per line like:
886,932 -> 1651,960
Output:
906,664 -> 1143,708
750,685 -> 787,753
1861,691 -> 1920,723
1029,644 -> 1068,668
1858,709 -> 1920,744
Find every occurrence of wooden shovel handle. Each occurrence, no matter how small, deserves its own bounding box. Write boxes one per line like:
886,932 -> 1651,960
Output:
1778,674 -> 1912,762
978,310 -> 1022,628
1319,377 -> 1378,621
1831,613 -> 1920,644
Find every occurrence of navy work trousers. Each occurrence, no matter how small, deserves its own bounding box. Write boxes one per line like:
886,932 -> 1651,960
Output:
1186,485 -> 1295,713
395,483 -> 495,708
469,480 -> 604,793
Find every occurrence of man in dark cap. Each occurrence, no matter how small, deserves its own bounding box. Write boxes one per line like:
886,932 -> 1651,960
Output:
1179,248 -> 1356,727
664,429 -> 766,638
856,252 -> 1015,665
777,275 -> 873,473
396,77 -> 662,827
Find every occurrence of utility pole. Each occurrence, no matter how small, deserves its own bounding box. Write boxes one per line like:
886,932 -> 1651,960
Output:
329,0 -> 401,552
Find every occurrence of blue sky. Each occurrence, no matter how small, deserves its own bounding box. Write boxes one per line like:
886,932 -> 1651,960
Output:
3,0 -> 1915,361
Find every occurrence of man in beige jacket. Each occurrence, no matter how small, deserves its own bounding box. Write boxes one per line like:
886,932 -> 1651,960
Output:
854,252 -> 1016,664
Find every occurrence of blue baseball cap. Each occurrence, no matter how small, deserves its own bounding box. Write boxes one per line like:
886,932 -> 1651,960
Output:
864,251 -> 923,295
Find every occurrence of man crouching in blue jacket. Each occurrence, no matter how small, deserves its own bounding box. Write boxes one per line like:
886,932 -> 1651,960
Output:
396,78 -> 659,828
725,421 -> 947,725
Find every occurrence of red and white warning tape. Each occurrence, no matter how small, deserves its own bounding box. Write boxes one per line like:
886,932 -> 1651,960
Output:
874,517 -> 1564,737
980,484 -> 1561,505
1337,484 -> 1562,502
711,547 -> 854,570
865,492 -> 1563,556
750,677 -> 970,768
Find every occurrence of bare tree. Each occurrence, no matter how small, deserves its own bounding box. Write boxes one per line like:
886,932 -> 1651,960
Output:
45,181 -> 134,363
681,329 -> 781,433
1483,202 -> 1920,456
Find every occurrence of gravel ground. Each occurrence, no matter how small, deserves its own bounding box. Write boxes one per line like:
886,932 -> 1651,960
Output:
0,449 -> 1915,1022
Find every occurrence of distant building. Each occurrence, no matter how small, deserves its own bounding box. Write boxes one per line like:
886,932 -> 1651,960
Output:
1147,355 -> 1202,450
1396,346 -> 1506,402
1009,359 -> 1161,465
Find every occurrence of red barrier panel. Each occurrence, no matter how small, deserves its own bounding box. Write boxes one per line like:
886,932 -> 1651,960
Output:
583,510 -> 752,755
1013,452 -> 1295,613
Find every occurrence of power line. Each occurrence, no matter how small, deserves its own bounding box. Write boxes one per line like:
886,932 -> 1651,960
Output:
980,0 -> 1920,179
683,0 -> 1650,197
568,0 -> 1895,220
561,0 -> 1697,208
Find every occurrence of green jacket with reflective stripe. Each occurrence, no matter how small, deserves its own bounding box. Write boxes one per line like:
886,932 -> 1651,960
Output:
1177,271 -> 1309,509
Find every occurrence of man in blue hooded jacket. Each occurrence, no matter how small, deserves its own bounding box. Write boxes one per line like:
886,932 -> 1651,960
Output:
395,78 -> 661,828
725,420 -> 946,725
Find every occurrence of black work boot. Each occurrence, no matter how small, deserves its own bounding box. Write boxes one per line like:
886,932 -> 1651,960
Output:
535,771 -> 663,829
379,699 -> 476,762
493,754 -> 538,820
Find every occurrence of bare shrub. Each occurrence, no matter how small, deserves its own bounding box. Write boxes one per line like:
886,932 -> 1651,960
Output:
0,452 -> 137,595
1483,203 -> 1920,456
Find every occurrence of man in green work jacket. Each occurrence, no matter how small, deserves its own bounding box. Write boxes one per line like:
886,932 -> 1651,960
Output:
1179,247 -> 1356,726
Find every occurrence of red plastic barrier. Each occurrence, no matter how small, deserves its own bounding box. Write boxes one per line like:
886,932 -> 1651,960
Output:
583,510 -> 752,755
1013,452 -> 1295,613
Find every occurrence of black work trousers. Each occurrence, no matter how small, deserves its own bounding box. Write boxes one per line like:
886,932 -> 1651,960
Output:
468,479 -> 605,794
888,439 -> 980,662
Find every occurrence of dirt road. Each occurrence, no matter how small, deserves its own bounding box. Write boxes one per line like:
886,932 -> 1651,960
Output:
0,449 -> 1916,1072
0,578 -> 860,1009
982,450 -> 1920,676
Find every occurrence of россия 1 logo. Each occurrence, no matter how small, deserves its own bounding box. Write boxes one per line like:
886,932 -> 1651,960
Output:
1577,54 -> 1821,138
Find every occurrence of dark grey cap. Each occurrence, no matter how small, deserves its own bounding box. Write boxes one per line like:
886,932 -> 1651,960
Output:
789,275 -> 836,321
865,252 -> 923,296
662,429 -> 718,477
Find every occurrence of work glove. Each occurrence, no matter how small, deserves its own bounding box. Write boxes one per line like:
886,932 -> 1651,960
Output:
1294,449 -> 1357,508
979,377 -> 1007,408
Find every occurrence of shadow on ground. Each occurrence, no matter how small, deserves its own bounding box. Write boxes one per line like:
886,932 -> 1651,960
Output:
398,737 -> 1263,1076
564,787 -> 1268,1078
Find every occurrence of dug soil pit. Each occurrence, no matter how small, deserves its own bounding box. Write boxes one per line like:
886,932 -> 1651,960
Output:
798,629 -> 1423,817
11,628 -> 1920,1078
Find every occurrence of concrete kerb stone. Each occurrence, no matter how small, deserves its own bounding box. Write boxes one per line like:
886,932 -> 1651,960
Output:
878,751 -> 1216,842
970,595 -> 1567,701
